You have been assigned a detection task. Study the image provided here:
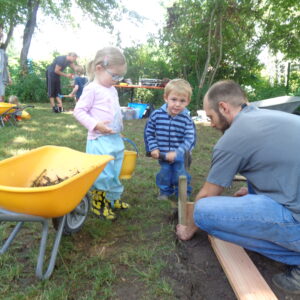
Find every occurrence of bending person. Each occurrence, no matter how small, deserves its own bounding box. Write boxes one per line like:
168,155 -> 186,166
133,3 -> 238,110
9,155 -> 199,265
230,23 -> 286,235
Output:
46,52 -> 77,112
176,80 -> 300,295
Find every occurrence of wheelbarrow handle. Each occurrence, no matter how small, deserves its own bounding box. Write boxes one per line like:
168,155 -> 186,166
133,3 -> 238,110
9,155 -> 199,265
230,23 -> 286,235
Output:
122,137 -> 139,155
19,105 -> 35,109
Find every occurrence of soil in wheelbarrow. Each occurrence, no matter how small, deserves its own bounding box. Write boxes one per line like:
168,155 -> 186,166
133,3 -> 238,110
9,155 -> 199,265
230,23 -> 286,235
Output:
30,169 -> 80,187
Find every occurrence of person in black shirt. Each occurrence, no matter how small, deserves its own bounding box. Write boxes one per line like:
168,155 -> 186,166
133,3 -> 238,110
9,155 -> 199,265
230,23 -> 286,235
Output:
46,52 -> 77,112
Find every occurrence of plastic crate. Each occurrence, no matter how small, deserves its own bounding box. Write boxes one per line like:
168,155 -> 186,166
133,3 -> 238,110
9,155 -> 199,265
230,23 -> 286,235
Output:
128,103 -> 148,119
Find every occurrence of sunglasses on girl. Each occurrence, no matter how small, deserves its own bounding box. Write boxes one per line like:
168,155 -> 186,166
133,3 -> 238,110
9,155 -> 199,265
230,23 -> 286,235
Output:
104,68 -> 124,82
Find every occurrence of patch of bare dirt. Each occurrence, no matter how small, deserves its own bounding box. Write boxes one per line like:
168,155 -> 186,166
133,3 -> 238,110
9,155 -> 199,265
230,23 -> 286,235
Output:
162,212 -> 299,300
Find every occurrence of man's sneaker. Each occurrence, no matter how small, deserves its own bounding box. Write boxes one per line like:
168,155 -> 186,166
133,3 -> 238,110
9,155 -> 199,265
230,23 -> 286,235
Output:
157,194 -> 169,201
58,107 -> 64,113
272,265 -> 300,294
52,107 -> 59,113
113,199 -> 130,209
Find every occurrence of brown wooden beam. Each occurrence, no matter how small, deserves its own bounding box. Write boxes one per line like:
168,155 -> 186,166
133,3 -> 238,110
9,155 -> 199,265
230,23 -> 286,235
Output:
178,175 -> 187,225
209,236 -> 277,300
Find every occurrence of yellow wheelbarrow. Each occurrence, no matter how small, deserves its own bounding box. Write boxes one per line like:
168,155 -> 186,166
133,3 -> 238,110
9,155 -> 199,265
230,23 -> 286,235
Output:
0,102 -> 34,126
0,146 -> 113,279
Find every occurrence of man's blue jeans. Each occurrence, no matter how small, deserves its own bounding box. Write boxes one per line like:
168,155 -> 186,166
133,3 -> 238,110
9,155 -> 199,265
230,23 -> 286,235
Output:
156,160 -> 191,196
194,194 -> 300,265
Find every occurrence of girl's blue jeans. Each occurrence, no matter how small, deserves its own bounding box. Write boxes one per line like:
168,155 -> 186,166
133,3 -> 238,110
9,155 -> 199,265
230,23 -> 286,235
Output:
156,160 -> 191,196
86,134 -> 124,204
194,193 -> 300,265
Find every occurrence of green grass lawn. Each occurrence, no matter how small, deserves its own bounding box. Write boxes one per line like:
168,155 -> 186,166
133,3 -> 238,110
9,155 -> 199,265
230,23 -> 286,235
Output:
0,102 -> 226,299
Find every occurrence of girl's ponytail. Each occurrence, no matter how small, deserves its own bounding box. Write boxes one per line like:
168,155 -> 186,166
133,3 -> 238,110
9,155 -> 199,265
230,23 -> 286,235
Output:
86,60 -> 95,82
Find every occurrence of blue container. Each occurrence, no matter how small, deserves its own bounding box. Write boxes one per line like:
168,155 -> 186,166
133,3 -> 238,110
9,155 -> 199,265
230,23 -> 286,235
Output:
128,103 -> 148,119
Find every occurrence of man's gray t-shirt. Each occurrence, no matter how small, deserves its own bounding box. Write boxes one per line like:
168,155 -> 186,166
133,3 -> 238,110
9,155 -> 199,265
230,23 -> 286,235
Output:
207,105 -> 300,221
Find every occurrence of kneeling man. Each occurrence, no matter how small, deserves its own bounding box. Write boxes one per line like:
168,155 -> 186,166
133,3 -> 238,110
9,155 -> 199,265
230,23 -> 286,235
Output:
177,80 -> 300,294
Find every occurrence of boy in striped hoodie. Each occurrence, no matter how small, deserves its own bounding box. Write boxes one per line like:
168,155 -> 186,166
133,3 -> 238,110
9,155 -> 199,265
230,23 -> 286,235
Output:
144,79 -> 196,200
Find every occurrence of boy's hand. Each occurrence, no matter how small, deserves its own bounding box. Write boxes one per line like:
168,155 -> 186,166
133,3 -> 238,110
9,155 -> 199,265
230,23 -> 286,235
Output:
95,121 -> 114,134
151,149 -> 160,159
166,151 -> 176,163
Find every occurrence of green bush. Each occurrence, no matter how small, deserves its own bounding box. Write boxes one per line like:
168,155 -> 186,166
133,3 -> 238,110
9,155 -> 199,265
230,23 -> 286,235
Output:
6,60 -> 49,103
288,71 -> 300,96
243,76 -> 287,102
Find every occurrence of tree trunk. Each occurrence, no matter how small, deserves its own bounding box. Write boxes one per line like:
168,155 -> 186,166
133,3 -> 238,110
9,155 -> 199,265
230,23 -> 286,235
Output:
196,6 -> 215,108
20,0 -> 40,74
2,20 -> 15,50
208,14 -> 223,87
198,7 -> 215,90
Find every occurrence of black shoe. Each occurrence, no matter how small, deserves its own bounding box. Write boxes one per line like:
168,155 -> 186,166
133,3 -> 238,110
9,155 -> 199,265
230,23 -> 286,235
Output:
272,266 -> 300,294
58,107 -> 64,113
52,107 -> 59,113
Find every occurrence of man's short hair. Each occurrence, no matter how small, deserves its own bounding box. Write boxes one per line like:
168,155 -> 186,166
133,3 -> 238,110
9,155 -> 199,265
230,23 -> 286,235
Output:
205,80 -> 248,111
164,78 -> 193,101
68,52 -> 78,58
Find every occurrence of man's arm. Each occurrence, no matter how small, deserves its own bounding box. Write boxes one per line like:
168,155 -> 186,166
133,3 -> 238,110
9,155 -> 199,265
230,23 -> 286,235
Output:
176,181 -> 224,241
69,62 -> 77,71
54,65 -> 73,78
195,181 -> 224,201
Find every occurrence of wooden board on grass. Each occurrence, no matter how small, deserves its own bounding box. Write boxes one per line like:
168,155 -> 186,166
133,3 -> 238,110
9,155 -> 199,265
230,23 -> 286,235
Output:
209,236 -> 278,300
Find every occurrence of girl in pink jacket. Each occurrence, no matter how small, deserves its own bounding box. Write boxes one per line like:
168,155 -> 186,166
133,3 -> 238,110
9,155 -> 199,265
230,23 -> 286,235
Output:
74,47 -> 129,220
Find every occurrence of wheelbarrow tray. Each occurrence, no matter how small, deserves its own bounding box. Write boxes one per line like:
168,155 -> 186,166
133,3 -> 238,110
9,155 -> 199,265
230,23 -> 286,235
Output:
0,146 -> 113,218
0,102 -> 17,114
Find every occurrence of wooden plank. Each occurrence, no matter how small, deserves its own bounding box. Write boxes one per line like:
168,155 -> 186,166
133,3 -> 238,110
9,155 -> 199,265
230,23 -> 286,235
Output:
184,202 -> 277,300
209,236 -> 278,300
178,176 -> 187,225
186,202 -> 194,226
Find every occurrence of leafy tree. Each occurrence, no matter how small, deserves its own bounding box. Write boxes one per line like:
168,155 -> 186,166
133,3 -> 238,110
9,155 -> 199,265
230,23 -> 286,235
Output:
124,43 -> 175,84
161,0 -> 265,108
119,44 -> 172,106
259,0 -> 300,60
0,0 -> 27,49
160,0 -> 300,108
0,0 -> 131,73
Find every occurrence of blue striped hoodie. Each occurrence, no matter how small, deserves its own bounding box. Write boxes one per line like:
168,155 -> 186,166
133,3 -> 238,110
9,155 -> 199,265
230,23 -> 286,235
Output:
144,104 -> 196,158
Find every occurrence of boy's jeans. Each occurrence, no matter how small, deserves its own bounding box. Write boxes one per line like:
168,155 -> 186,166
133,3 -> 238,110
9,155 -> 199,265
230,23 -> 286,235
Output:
194,194 -> 300,265
156,160 -> 191,196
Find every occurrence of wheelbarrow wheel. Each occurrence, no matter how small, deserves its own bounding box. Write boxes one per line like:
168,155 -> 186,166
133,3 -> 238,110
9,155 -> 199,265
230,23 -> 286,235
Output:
52,193 -> 90,235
